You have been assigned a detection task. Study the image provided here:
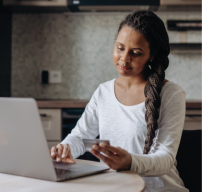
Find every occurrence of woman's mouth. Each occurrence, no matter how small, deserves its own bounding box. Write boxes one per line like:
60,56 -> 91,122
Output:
118,64 -> 132,71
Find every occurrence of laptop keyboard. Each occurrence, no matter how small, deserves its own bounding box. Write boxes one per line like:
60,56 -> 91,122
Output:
55,168 -> 72,176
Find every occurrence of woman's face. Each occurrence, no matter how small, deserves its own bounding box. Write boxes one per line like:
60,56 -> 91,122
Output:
113,26 -> 152,78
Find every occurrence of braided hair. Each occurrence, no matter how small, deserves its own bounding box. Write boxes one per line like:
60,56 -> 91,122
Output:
117,10 -> 170,154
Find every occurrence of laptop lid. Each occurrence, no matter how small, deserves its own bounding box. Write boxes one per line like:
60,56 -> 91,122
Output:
0,98 -> 109,182
0,98 -> 57,181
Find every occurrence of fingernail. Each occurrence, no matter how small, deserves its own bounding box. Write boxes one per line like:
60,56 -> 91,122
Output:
100,143 -> 105,147
51,152 -> 54,156
93,145 -> 97,149
57,158 -> 60,161
62,154 -> 65,158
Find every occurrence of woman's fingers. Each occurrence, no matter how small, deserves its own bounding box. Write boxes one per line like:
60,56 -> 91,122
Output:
61,145 -> 69,159
92,145 -> 119,162
90,149 -> 115,169
99,143 -> 124,156
50,144 -> 76,163
56,144 -> 64,162
90,144 -> 132,171
64,158 -> 76,163
51,146 -> 57,159
61,145 -> 75,163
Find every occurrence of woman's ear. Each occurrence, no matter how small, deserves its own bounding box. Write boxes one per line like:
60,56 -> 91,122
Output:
149,55 -> 155,62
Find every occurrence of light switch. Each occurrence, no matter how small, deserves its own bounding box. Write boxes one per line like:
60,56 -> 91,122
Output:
49,71 -> 62,84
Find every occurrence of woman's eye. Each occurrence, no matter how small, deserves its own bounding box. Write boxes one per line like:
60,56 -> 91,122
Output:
117,46 -> 123,50
133,52 -> 141,56
116,46 -> 141,56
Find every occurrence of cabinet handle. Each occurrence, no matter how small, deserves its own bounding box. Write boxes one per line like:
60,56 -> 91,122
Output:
40,114 -> 47,117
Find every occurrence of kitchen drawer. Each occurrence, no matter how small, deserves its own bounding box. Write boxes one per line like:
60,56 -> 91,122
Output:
184,110 -> 201,130
39,109 -> 61,141
184,118 -> 201,130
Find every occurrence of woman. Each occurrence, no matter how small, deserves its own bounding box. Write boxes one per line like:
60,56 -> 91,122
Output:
51,11 -> 188,192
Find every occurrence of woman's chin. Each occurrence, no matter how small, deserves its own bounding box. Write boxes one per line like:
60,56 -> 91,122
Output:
117,71 -> 134,77
117,68 -> 134,76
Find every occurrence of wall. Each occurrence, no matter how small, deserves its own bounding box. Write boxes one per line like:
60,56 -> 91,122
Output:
11,12 -> 201,100
0,0 -> 11,97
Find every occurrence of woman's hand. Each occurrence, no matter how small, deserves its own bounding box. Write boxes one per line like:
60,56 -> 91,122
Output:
90,143 -> 132,171
50,144 -> 76,163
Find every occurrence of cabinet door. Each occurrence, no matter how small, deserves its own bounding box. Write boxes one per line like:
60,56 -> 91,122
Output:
39,109 -> 61,141
3,0 -> 67,6
184,110 -> 201,130
184,116 -> 201,130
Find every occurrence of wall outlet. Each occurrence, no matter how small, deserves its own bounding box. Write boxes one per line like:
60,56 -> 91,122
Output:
49,71 -> 62,84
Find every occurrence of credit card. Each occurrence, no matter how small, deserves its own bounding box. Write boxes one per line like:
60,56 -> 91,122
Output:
83,139 -> 110,151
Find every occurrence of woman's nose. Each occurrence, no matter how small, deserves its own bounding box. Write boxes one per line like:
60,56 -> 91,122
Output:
120,51 -> 131,63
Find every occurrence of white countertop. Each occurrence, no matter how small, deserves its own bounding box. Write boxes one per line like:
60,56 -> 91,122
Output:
0,159 -> 145,192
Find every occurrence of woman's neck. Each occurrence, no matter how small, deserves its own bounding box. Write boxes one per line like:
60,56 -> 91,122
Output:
118,75 -> 148,89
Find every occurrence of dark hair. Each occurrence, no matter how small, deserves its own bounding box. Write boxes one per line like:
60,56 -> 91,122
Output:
117,10 -> 170,154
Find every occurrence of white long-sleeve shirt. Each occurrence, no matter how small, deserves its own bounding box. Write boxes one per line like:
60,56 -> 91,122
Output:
61,78 -> 189,192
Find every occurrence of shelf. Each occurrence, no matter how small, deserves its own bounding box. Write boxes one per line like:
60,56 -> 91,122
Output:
170,43 -> 201,54
167,20 -> 202,31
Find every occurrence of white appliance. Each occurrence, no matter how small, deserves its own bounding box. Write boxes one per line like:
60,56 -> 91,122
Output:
39,109 -> 61,149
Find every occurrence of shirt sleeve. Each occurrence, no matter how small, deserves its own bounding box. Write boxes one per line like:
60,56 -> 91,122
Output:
130,90 -> 186,176
60,86 -> 100,159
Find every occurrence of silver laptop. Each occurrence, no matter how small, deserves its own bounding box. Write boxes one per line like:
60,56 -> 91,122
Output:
0,98 -> 109,181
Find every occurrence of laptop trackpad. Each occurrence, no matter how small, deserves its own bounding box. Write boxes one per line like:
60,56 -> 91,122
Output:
53,160 -> 81,171
53,160 -> 109,180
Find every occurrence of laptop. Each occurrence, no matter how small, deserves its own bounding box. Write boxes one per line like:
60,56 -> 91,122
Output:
0,98 -> 109,181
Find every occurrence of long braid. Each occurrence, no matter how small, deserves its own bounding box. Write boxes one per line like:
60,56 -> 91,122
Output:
117,11 -> 170,154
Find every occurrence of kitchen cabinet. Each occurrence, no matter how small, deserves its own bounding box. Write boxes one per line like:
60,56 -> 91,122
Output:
39,109 -> 62,149
170,43 -> 201,54
184,110 -> 201,130
3,0 -> 69,13
4,0 -> 67,6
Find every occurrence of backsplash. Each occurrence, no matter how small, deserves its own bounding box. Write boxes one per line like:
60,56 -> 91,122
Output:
12,12 -> 201,100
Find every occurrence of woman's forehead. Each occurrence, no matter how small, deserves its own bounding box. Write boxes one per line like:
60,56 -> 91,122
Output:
117,26 -> 149,50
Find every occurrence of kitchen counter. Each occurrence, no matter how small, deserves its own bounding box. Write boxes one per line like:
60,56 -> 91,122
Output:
36,100 -> 89,108
0,159 -> 145,192
36,100 -> 201,109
